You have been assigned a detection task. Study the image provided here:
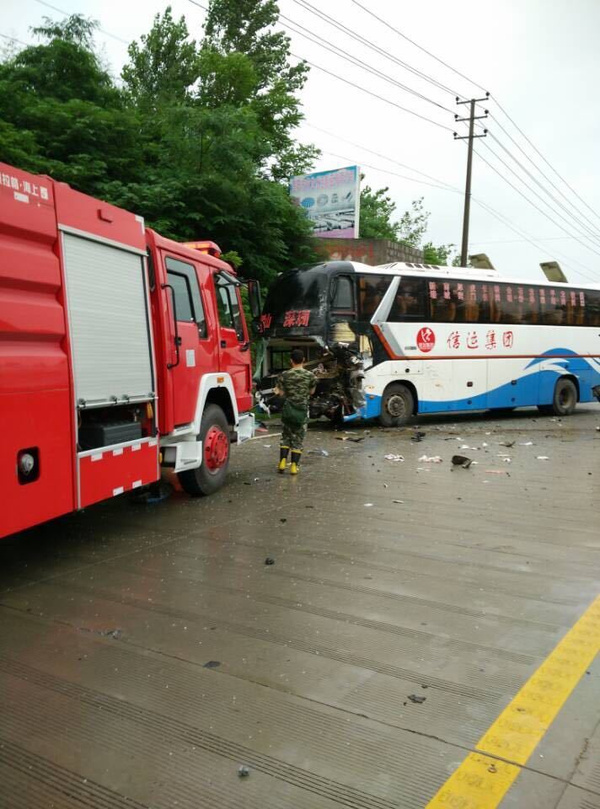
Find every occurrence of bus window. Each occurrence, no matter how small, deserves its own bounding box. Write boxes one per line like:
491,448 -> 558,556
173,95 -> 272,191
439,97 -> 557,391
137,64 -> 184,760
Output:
331,275 -> 355,312
586,289 -> 600,326
357,275 -> 391,320
426,280 -> 456,322
499,284 -> 525,325
389,278 -> 427,320
540,287 -> 565,325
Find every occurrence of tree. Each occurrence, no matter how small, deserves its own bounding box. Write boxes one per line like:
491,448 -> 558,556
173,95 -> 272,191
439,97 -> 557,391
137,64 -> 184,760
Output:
117,4 -> 320,285
0,16 -> 143,194
202,0 -> 318,179
122,8 -> 200,112
359,185 -> 401,241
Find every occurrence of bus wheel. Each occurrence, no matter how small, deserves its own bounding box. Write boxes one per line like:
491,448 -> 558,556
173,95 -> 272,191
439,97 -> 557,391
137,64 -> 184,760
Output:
178,404 -> 231,496
538,378 -> 578,417
379,383 -> 414,427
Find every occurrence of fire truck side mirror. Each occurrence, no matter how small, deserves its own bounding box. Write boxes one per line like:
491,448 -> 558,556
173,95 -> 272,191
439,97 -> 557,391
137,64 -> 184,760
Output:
247,279 -> 262,320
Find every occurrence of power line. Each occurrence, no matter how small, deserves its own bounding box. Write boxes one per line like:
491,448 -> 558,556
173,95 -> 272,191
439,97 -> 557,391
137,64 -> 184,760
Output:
343,1 -> 600,245
349,0 -> 487,97
0,32 -> 29,47
280,13 -> 454,115
479,136 -> 600,252
291,53 -> 454,132
489,132 -> 600,242
471,195 -> 600,283
493,98 -> 600,228
305,124 -> 459,190
320,150 -> 461,193
32,0 -> 129,45
290,0 -> 458,98
475,142 -> 600,261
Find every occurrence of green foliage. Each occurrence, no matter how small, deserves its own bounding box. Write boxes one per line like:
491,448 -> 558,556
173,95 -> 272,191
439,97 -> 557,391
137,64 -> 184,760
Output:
423,242 -> 455,266
122,8 -> 200,111
359,185 -> 401,241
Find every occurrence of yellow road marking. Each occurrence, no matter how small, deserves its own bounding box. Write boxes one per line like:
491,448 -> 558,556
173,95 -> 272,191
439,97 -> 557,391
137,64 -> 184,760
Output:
426,595 -> 600,808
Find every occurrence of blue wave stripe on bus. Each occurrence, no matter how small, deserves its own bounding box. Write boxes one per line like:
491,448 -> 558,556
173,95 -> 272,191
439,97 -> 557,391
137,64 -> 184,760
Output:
525,348 -> 582,369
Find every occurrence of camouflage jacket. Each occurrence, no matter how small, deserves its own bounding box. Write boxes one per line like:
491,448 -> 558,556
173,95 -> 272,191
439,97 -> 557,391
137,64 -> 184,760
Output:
277,367 -> 317,408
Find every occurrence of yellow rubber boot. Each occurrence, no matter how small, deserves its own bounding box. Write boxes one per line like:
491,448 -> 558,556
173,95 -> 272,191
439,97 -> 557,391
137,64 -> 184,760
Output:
290,450 -> 301,475
278,446 -> 289,473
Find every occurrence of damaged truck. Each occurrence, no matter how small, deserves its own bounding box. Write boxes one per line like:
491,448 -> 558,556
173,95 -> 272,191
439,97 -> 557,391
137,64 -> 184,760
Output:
256,260 -> 600,426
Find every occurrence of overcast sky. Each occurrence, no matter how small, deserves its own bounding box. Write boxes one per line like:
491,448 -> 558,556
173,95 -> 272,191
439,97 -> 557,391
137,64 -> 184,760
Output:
3,0 -> 600,283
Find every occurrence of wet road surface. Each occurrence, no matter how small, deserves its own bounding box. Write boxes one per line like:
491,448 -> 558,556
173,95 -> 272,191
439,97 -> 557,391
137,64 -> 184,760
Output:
1,406 -> 600,808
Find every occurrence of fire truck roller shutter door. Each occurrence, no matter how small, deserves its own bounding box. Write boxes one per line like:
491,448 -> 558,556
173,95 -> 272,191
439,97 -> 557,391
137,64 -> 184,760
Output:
62,232 -> 154,407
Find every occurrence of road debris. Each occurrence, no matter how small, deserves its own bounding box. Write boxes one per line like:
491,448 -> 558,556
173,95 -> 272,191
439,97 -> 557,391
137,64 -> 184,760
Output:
238,766 -> 251,778
265,557 -> 276,565
203,660 -> 221,669
392,499 -> 404,504
411,430 -> 426,442
537,456 -> 550,461
308,449 -> 329,457
500,441 -> 516,448
451,455 -> 473,469
407,694 -> 427,704
519,441 -> 534,446
364,503 -> 374,507
418,455 -> 443,463
384,454 -> 404,462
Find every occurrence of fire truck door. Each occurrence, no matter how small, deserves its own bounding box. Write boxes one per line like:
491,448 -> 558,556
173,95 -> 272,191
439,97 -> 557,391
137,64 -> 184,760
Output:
164,255 -> 215,428
215,273 -> 253,414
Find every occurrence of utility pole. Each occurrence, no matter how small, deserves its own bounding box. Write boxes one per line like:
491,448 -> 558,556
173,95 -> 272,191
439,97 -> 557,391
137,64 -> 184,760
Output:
454,94 -> 489,266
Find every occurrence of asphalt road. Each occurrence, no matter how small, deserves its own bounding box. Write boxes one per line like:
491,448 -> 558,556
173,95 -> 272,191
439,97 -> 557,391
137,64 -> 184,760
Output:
1,405 -> 600,809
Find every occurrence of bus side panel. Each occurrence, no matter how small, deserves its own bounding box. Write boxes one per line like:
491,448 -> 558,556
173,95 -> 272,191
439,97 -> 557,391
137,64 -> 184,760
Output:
487,358 -> 539,408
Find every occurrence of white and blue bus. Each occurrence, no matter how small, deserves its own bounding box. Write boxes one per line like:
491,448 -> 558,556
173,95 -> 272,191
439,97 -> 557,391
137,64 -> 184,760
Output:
258,261 -> 600,426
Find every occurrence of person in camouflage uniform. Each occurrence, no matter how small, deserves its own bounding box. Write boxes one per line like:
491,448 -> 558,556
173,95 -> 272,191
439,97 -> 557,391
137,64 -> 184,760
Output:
276,349 -> 317,475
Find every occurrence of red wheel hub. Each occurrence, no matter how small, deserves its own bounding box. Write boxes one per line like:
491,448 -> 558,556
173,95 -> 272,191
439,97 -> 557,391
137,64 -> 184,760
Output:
204,426 -> 229,471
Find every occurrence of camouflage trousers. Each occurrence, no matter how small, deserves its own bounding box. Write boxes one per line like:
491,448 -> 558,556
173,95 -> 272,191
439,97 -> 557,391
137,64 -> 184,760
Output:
281,419 -> 308,451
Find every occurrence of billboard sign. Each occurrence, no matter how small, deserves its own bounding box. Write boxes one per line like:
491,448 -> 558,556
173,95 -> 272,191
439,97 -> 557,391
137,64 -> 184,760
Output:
290,165 -> 360,239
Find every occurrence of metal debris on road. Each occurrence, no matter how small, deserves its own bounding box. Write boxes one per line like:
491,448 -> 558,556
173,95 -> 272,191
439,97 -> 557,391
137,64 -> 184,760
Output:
407,694 -> 426,704
265,557 -> 275,565
238,766 -> 251,778
418,455 -> 443,463
308,449 -> 329,456
384,454 -> 404,462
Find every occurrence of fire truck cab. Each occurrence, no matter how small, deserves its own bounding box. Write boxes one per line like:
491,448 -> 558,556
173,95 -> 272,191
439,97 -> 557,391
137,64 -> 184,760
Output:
0,162 -> 258,539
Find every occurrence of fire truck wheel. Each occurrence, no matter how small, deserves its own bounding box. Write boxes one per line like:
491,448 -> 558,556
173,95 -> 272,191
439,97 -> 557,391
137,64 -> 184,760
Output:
178,404 -> 231,496
379,383 -> 414,428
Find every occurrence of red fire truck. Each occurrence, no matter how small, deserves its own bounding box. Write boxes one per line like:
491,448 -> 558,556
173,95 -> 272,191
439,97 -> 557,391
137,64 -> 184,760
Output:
1,162 -> 261,540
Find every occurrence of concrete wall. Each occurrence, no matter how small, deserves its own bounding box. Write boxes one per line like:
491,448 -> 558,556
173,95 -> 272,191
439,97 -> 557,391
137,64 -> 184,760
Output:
317,237 -> 424,267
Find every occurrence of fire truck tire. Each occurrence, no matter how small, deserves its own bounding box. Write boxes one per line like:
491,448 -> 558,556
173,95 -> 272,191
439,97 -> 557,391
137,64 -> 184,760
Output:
538,377 -> 577,417
178,404 -> 231,496
379,383 -> 414,427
